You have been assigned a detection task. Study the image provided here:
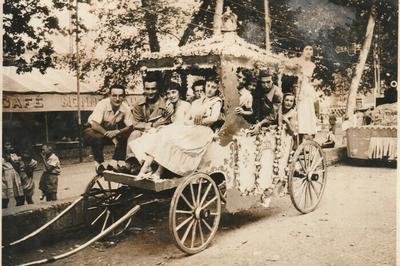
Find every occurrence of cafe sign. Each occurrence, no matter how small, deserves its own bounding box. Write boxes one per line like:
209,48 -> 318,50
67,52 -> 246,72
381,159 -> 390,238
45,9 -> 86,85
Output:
3,94 -> 142,112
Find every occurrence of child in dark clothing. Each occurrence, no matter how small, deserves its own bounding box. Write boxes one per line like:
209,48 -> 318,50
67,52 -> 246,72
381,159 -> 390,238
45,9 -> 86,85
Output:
21,150 -> 37,204
39,144 -> 61,201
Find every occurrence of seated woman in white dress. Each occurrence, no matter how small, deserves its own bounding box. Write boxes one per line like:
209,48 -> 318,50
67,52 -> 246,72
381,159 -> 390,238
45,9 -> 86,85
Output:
133,80 -> 223,180
166,82 -> 191,125
126,82 -> 190,173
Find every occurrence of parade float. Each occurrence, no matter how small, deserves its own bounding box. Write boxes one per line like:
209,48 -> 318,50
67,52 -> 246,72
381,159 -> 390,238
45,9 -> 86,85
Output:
6,8 -> 328,264
85,8 -> 328,254
346,102 -> 397,160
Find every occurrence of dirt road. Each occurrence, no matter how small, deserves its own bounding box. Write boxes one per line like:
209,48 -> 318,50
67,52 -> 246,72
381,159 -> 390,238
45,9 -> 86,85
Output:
6,163 -> 396,266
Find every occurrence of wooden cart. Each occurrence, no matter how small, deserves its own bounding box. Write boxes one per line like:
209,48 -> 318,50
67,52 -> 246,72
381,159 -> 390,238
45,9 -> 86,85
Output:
83,26 -> 328,254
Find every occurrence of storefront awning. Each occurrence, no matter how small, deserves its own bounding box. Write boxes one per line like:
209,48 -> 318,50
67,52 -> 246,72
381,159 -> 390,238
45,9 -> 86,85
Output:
3,66 -> 99,94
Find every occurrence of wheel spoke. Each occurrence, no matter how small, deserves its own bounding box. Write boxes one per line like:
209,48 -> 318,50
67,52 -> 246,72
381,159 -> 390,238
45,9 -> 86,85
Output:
176,210 -> 193,214
176,216 -> 194,231
89,189 -> 107,198
88,205 -> 101,210
198,219 -> 204,245
191,220 -> 197,248
190,183 -> 197,208
308,148 -> 318,172
101,210 -> 110,232
302,146 -> 309,171
294,179 -> 307,199
197,178 -> 203,206
202,196 -> 217,209
96,181 -> 108,197
313,180 -> 324,186
297,180 -> 307,209
200,183 -> 213,207
310,181 -> 320,198
180,193 -> 194,210
303,182 -> 308,209
181,219 -> 195,244
201,218 -> 213,232
90,208 -> 107,226
309,157 -> 323,175
305,145 -> 311,170
307,182 -> 314,205
297,156 -> 307,173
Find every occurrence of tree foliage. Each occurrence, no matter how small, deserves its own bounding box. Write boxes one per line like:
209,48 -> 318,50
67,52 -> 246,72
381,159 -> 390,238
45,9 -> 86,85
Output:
3,0 -> 61,73
84,0 -> 187,91
3,0 -> 88,74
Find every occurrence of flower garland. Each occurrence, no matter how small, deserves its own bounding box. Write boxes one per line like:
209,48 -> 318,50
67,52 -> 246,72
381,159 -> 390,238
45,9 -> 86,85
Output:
232,123 -> 299,202
232,136 -> 241,190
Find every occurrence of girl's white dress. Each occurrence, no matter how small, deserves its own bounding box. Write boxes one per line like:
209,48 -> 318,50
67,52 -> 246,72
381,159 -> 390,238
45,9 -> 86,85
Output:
130,97 -> 222,176
297,59 -> 318,135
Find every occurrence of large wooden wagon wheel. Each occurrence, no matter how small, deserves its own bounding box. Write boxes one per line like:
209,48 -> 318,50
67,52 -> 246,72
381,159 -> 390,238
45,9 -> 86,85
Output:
169,173 -> 221,254
83,175 -> 137,237
288,140 -> 327,214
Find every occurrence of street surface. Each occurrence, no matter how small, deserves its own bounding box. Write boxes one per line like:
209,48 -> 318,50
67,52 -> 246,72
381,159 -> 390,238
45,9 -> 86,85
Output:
6,163 -> 396,266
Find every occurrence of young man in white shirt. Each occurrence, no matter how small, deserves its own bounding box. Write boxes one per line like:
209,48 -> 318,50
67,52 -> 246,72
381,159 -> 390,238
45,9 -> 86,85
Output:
83,84 -> 133,174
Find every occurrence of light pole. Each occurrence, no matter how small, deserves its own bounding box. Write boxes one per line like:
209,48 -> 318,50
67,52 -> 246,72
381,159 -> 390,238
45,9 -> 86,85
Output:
75,0 -> 83,162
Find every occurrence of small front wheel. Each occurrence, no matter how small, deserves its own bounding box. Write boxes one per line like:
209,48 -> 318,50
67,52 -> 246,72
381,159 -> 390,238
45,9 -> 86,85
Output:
288,140 -> 327,214
83,175 -> 136,237
169,173 -> 221,254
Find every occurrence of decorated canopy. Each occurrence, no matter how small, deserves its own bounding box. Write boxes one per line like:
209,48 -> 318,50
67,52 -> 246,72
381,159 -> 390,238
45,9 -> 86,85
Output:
141,32 -> 286,71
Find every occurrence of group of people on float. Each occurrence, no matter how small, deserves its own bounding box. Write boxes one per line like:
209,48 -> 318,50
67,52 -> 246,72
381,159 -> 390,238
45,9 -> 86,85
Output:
84,45 -> 318,181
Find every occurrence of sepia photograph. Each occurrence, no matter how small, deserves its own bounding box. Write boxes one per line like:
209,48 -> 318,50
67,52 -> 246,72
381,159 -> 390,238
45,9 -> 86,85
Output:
2,0 -> 397,265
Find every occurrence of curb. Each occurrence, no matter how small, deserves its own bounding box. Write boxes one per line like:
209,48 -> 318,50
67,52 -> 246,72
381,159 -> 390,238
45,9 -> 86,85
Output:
2,146 -> 347,247
2,198 -> 85,249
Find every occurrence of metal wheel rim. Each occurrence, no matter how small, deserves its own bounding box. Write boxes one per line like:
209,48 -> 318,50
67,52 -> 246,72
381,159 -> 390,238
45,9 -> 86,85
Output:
288,140 -> 327,214
169,173 -> 221,254
83,175 -> 135,237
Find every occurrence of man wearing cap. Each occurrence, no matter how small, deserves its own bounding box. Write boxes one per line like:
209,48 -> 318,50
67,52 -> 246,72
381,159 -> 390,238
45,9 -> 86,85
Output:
83,84 -> 133,174
254,69 -> 283,128
126,74 -> 174,160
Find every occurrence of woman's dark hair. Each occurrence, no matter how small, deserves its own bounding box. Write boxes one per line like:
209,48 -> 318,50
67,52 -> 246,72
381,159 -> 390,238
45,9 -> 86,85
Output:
244,78 -> 257,87
166,82 -> 182,97
282,93 -> 296,114
205,79 -> 221,97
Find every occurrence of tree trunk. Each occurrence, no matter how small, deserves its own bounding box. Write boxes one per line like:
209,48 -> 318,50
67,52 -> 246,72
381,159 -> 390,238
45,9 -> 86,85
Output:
142,0 -> 160,52
213,0 -> 224,36
264,0 -> 271,52
345,10 -> 375,119
178,0 -> 211,47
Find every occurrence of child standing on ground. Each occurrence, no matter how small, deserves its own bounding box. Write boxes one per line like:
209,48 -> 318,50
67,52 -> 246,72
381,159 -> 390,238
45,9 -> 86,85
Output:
21,150 -> 37,204
39,144 -> 61,201
2,140 -> 25,208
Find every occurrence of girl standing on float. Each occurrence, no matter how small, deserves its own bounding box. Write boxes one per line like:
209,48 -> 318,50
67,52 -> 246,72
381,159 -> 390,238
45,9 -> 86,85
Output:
295,45 -> 318,142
